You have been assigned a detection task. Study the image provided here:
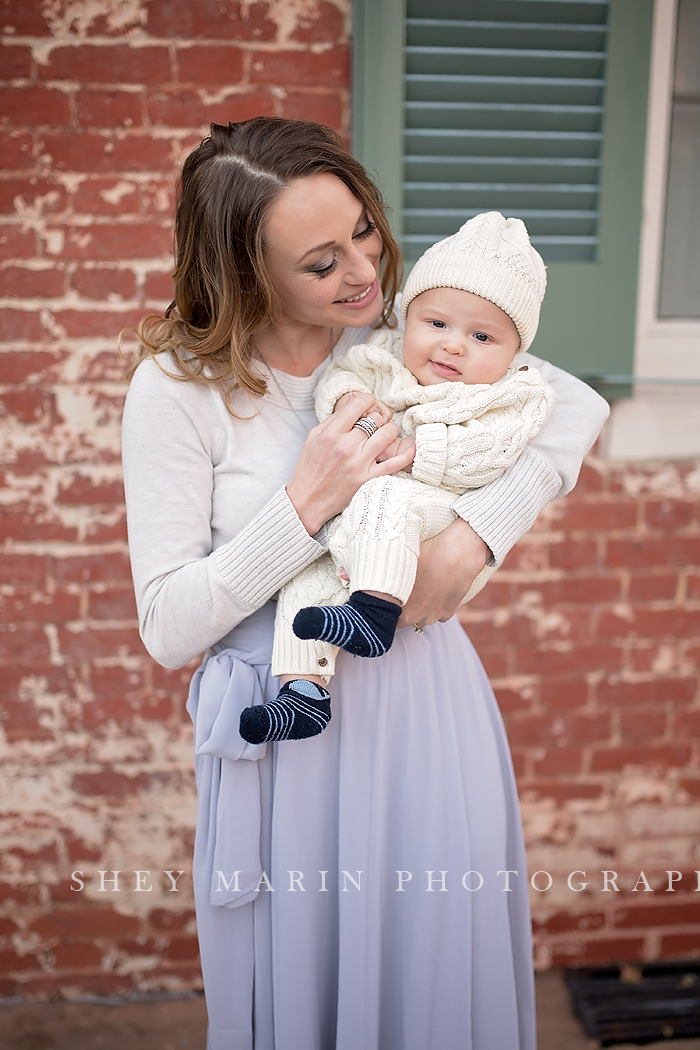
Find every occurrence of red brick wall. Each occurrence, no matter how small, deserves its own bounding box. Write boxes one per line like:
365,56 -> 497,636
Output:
0,0 -> 349,1000
1,0 -> 698,1002
461,457 -> 700,969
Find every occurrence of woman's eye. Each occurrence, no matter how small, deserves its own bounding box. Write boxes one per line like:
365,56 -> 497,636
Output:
430,320 -> 447,329
354,219 -> 377,241
474,332 -> 489,343
309,257 -> 339,279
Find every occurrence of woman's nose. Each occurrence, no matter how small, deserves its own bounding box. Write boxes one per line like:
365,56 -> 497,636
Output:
346,243 -> 377,286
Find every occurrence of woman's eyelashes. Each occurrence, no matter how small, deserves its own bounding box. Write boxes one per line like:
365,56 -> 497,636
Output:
354,219 -> 377,241
309,256 -> 339,279
308,219 -> 377,279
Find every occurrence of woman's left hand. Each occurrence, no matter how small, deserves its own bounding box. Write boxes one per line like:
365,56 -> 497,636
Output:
398,517 -> 491,628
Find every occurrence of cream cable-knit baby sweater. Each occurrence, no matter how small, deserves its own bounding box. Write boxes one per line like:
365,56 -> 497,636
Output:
271,332 -> 558,679
315,330 -> 556,493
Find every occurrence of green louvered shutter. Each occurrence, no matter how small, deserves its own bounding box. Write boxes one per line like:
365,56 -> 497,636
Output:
402,0 -> 609,265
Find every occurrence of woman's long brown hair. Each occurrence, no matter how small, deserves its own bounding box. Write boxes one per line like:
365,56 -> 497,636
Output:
127,118 -> 402,403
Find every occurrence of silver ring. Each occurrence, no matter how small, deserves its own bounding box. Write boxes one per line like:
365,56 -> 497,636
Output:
352,415 -> 379,439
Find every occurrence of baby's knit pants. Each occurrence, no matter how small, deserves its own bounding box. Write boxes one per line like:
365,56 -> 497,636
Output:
272,475 -> 493,680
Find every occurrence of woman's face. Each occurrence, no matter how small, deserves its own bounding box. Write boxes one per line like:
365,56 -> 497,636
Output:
263,172 -> 384,330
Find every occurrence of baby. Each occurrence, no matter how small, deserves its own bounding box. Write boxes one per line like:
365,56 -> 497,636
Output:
240,212 -> 555,744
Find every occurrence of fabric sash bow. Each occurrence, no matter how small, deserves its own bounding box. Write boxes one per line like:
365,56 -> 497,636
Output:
187,637 -> 275,908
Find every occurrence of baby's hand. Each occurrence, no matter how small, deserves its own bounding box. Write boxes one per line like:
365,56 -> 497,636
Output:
376,435 -> 415,464
334,392 -> 392,424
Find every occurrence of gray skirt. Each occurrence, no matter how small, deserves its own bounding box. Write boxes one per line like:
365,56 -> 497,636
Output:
188,603 -> 535,1050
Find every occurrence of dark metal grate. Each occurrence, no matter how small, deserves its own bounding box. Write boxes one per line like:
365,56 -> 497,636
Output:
403,0 -> 609,263
565,963 -> 700,1046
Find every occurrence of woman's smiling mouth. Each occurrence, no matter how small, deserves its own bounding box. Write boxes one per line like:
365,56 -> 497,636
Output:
335,282 -> 375,304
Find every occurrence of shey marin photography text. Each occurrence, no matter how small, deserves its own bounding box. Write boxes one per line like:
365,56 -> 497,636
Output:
68,869 -> 700,894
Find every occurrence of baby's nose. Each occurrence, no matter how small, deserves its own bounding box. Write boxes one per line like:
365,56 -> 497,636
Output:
443,335 -> 466,355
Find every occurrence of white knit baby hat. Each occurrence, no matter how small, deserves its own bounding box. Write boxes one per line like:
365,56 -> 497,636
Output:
401,212 -> 547,352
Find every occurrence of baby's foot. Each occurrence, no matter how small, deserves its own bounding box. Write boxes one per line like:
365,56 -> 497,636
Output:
293,592 -> 401,658
239,679 -> 331,744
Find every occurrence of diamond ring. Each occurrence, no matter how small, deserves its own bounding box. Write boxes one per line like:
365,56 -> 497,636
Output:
352,415 -> 379,439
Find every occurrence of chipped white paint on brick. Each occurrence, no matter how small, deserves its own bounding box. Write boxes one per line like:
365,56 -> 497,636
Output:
650,643 -> 694,676
521,801 -> 577,845
38,227 -> 66,255
42,0 -> 148,37
98,180 -> 136,206
12,192 -> 63,217
620,836 -> 695,869
616,773 -> 675,805
574,812 -> 622,847
32,0 -> 148,62
266,0 -> 350,44
621,463 -> 700,500
526,844 -> 611,880
623,804 -> 700,837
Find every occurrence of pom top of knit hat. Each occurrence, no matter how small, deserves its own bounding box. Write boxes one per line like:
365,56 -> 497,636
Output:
401,212 -> 547,353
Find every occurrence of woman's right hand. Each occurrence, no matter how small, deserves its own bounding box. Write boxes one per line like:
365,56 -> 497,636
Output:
286,392 -> 415,535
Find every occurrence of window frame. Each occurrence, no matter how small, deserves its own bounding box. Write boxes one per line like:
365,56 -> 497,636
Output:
635,0 -> 700,383
352,0 -> 655,380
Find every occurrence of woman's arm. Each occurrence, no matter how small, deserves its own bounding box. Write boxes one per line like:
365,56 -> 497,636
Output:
400,359 -> 609,627
398,518 -> 490,628
451,355 -> 609,565
122,360 -> 414,668
122,364 -> 328,669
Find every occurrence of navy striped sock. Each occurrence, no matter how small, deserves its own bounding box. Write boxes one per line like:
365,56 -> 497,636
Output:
293,591 -> 401,658
239,679 -> 331,744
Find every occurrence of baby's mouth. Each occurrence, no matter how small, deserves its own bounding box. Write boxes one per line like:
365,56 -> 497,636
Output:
335,284 -> 373,304
431,360 -> 460,375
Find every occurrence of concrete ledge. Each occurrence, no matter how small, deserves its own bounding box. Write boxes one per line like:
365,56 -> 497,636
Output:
0,976 -> 699,1049
605,394 -> 700,461
0,996 -> 207,1050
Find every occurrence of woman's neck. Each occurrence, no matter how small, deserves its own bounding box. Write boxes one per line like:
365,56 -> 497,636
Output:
255,321 -> 337,377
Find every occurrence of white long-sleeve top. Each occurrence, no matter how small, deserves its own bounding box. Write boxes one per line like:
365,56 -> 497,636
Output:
314,329 -> 556,493
121,308 -> 610,669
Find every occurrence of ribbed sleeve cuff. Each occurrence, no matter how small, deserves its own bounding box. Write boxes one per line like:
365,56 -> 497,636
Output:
412,423 -> 448,488
212,486 -> 328,610
452,447 -> 561,566
348,535 -> 418,606
315,377 -> 371,422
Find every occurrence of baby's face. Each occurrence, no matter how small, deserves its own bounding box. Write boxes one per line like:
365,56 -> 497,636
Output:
403,287 -> 521,386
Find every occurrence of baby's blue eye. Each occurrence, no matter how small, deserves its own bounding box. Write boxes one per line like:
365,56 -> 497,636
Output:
430,320 -> 447,329
474,332 -> 489,342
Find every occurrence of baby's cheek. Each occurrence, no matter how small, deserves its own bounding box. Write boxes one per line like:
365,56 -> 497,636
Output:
402,340 -> 429,375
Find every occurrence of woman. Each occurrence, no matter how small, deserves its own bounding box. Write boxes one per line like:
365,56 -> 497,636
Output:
122,118 -> 609,1050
